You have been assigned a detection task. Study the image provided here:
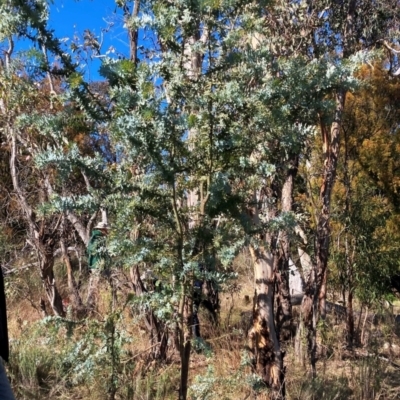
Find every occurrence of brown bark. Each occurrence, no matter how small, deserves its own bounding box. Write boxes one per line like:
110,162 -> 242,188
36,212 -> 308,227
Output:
179,333 -> 191,400
319,268 -> 327,320
343,124 -> 355,348
123,1 -> 140,63
301,88 -> 346,375
130,266 -> 168,361
10,132 -> 65,317
347,289 -> 354,347
301,0 -> 357,372
179,291 -> 192,400
60,238 -> 83,310
276,156 -> 298,332
35,235 -> 65,317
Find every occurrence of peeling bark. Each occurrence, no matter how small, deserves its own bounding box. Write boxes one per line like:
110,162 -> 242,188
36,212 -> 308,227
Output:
301,88 -> 346,376
36,237 -> 65,317
248,246 -> 284,399
60,238 -> 83,310
276,155 -> 298,332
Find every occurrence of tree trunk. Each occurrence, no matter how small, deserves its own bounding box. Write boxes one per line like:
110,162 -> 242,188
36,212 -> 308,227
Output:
179,290 -> 192,400
130,266 -> 168,361
276,155 -> 298,333
248,246 -> 284,398
123,0 -> 140,63
319,269 -> 327,320
60,238 -> 83,310
36,240 -> 65,317
294,316 -> 306,367
347,289 -> 354,347
174,24 -> 208,399
343,118 -> 355,348
9,131 -> 65,317
301,88 -> 346,375
301,0 -> 356,367
179,339 -> 191,400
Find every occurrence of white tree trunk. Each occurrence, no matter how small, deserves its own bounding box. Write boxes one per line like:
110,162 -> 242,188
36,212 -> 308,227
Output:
248,246 -> 283,396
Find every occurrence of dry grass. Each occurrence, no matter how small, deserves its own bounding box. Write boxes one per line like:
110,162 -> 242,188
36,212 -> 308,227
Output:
5,254 -> 400,399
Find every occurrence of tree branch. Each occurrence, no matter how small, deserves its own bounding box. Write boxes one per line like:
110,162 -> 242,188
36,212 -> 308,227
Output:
10,130 -> 36,231
5,37 -> 14,70
124,1 -> 140,63
66,211 -> 91,246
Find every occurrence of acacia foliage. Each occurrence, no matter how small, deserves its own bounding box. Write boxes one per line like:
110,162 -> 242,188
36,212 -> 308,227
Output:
1,0 -> 400,394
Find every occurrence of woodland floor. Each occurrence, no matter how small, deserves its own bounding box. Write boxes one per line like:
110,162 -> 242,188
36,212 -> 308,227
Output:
4,255 -> 400,399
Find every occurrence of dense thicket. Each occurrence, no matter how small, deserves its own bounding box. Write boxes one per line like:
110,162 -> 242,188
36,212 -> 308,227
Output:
0,1 -> 399,399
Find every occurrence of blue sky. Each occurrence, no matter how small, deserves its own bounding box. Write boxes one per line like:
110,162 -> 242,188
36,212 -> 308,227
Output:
49,0 -> 124,47
48,0 -> 130,79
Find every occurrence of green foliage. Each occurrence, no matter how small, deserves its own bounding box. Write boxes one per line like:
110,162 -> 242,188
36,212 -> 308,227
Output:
328,65 -> 400,305
189,366 -> 218,400
9,313 -> 134,398
1,0 -> 400,396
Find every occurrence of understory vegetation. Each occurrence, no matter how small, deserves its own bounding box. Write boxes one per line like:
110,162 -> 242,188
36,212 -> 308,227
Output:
5,254 -> 400,399
0,0 -> 400,399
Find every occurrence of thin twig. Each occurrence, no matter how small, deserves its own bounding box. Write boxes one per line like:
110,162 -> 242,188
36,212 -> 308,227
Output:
121,341 -> 163,362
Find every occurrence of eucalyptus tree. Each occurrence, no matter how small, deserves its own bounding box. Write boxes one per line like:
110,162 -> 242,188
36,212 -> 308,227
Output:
256,0 -> 400,374
82,0 -> 398,394
99,2 -> 259,396
4,0 -> 399,395
95,0 -> 324,396
327,64 -> 400,346
96,1 -> 358,397
0,0 -> 113,315
0,0 -> 67,316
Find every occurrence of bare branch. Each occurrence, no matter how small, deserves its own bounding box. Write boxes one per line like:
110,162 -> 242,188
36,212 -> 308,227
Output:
43,173 -> 55,196
5,37 -> 14,70
53,246 -> 79,257
124,1 -> 140,63
10,130 -> 36,230
3,262 -> 39,275
199,25 -> 209,45
81,170 -> 92,191
66,211 -> 91,246
87,210 -> 98,236
41,44 -> 56,96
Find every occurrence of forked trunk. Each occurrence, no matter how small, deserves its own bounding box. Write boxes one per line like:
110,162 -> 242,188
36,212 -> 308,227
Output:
9,129 -> 64,317
248,246 -> 284,398
37,241 -> 65,317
